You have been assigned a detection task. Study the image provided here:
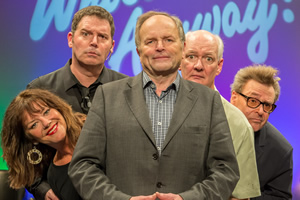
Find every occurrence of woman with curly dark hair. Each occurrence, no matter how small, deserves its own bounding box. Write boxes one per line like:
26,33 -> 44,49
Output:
1,88 -> 85,200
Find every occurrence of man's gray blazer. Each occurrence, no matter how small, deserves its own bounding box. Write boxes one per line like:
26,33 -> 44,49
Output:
69,73 -> 239,200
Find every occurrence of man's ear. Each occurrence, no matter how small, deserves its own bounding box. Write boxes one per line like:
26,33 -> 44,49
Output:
180,44 -> 186,72
67,32 -> 73,48
230,90 -> 237,104
216,58 -> 224,76
110,40 -> 115,53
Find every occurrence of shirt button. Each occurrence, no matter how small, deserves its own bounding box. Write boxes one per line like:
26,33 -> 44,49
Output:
156,182 -> 163,188
157,122 -> 162,126
157,146 -> 161,151
159,100 -> 162,103
152,153 -> 158,160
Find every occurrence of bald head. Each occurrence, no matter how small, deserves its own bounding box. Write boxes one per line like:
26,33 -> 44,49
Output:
185,30 -> 224,60
180,30 -> 224,89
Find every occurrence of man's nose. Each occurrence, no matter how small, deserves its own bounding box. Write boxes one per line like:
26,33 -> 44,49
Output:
156,40 -> 165,51
194,58 -> 204,71
90,35 -> 98,47
255,104 -> 265,115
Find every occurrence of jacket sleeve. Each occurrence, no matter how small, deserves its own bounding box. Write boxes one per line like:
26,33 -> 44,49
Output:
26,178 -> 51,200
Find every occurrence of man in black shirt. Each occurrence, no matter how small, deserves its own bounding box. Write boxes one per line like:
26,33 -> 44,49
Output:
27,6 -> 127,199
28,6 -> 127,115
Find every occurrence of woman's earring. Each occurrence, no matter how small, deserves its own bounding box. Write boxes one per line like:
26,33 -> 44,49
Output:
27,143 -> 42,165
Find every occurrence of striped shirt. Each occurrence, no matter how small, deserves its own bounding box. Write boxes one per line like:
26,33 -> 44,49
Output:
143,71 -> 180,154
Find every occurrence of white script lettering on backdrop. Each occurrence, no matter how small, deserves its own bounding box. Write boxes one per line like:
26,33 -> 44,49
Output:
30,0 -> 295,74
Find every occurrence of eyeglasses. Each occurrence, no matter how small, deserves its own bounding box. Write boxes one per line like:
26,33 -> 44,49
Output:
237,92 -> 276,113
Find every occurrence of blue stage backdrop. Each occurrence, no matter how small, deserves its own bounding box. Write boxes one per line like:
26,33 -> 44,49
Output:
0,0 -> 299,199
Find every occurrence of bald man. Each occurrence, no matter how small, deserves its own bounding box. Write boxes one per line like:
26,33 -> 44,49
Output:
69,13 -> 239,200
180,30 -> 260,199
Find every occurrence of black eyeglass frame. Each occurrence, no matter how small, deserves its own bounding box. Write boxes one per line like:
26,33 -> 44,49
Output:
237,92 -> 277,114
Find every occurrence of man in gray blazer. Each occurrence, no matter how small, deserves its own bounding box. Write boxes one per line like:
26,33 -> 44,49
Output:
69,11 -> 239,200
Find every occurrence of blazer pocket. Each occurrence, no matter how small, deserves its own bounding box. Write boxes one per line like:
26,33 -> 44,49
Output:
183,125 -> 207,135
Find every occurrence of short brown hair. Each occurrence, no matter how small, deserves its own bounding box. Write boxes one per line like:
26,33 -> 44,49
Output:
230,65 -> 281,103
71,6 -> 115,39
1,89 -> 85,188
135,11 -> 185,52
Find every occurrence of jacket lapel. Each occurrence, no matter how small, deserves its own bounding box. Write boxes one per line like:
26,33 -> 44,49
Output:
124,73 -> 156,145
162,79 -> 199,151
255,124 -> 267,160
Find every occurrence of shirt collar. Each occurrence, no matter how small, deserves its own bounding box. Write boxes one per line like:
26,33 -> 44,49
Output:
97,65 -> 111,85
142,71 -> 180,92
65,59 -> 108,90
64,59 -> 78,91
214,85 -> 217,91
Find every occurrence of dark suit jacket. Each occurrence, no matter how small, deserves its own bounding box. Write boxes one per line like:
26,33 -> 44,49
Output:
27,59 -> 128,113
26,59 -> 127,199
69,73 -> 240,200
252,122 -> 293,200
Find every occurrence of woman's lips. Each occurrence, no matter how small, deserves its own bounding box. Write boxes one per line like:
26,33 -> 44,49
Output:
47,123 -> 58,136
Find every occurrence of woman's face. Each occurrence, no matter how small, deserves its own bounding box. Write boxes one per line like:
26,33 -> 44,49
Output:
22,102 -> 67,149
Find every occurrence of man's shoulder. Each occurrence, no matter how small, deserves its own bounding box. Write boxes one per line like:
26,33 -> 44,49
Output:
105,67 -> 128,81
36,66 -> 66,80
220,95 -> 254,149
263,122 -> 293,151
101,74 -> 133,89
27,62 -> 69,89
181,78 -> 216,95
258,123 -> 293,161
221,97 -> 252,130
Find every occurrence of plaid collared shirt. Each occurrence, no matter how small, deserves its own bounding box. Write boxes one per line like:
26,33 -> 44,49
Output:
143,71 -> 180,155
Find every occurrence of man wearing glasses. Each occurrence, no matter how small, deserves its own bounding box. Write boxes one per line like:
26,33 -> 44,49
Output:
230,65 -> 293,200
